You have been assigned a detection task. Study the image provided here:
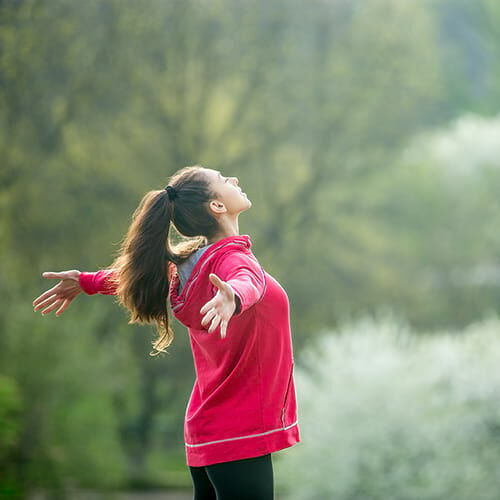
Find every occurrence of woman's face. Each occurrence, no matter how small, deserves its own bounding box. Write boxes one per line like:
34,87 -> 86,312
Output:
203,168 -> 252,215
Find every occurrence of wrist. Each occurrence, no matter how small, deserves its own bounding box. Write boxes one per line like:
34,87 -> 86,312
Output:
233,294 -> 242,315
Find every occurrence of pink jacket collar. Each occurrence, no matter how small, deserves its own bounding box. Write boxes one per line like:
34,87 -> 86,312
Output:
169,234 -> 252,306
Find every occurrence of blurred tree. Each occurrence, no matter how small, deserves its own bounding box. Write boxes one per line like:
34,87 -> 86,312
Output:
248,0 -> 443,340
431,0 -> 500,116
0,374 -> 22,498
391,113 -> 500,328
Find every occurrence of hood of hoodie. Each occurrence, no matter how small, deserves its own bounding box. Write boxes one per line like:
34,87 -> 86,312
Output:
169,234 -> 252,330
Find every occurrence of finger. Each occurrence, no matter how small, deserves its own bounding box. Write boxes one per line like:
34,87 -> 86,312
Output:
220,320 -> 228,339
201,307 -> 217,327
33,288 -> 58,307
208,314 -> 222,334
33,293 -> 57,311
200,296 -> 217,315
41,299 -> 64,315
55,299 -> 71,316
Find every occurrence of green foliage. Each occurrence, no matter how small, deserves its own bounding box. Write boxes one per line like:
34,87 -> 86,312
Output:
275,313 -> 500,500
0,375 -> 22,498
0,298 -> 132,493
0,0 -> 447,336
431,0 -> 500,117
0,375 -> 21,460
0,288 -> 194,494
391,113 -> 500,328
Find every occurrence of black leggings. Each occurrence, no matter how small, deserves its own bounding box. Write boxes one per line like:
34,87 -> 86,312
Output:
189,453 -> 274,500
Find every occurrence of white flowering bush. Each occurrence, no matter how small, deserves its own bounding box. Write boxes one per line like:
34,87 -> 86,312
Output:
275,312 -> 500,500
403,112 -> 500,177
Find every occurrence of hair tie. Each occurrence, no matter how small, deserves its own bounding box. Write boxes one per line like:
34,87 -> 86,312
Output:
164,185 -> 178,201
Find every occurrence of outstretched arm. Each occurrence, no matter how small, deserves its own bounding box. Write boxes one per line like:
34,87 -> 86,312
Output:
78,269 -> 118,295
33,269 -> 118,317
199,252 -> 266,338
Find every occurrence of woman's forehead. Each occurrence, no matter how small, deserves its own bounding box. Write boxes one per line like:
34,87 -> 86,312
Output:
204,168 -> 224,180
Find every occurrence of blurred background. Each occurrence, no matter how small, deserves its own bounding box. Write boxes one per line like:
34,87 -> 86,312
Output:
1,0 -> 500,498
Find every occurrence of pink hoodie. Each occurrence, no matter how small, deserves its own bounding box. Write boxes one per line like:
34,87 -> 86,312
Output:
79,234 -> 300,466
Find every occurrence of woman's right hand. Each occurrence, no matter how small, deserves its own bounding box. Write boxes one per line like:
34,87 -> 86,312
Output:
200,273 -> 238,339
33,270 -> 82,316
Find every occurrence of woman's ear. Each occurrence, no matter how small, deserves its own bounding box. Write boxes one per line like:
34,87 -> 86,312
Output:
209,199 -> 227,214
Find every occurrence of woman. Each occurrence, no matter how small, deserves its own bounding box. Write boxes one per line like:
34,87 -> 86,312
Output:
33,165 -> 300,499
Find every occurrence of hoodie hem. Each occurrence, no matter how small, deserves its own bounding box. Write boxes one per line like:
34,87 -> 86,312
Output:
185,422 -> 301,467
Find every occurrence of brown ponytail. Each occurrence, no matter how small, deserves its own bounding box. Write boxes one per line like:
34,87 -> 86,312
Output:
106,166 -> 218,356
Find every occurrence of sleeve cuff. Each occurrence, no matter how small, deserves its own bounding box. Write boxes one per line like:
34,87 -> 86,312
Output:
232,293 -> 242,316
78,272 -> 98,295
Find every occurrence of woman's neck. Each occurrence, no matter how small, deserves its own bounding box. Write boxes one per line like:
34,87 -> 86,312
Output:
206,216 -> 240,244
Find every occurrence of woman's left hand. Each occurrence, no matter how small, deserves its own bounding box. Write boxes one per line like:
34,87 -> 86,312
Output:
200,273 -> 237,339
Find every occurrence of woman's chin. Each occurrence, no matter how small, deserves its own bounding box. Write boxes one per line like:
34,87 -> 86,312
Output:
239,199 -> 252,212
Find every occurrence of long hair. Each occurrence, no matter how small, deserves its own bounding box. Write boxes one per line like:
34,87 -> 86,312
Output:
106,166 -> 219,356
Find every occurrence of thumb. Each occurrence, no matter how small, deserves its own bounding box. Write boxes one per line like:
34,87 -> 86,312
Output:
209,273 -> 234,299
42,271 -> 71,280
209,273 -> 225,289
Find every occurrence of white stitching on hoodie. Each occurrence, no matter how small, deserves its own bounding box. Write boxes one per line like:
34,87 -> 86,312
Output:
184,421 -> 299,448
172,241 -> 247,311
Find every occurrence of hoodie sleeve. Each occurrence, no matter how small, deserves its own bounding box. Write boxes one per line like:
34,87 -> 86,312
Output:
213,251 -> 266,316
78,269 -> 118,295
